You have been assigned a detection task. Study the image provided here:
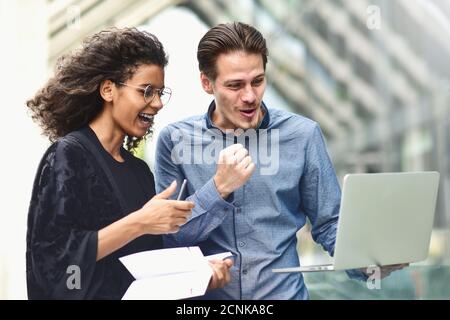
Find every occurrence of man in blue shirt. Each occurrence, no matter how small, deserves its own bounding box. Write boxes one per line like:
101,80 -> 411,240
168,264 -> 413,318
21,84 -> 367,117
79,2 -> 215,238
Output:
155,22 -> 402,299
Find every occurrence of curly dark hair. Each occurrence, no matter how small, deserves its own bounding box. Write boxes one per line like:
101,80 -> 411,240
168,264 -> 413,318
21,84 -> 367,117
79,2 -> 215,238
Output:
26,27 -> 168,151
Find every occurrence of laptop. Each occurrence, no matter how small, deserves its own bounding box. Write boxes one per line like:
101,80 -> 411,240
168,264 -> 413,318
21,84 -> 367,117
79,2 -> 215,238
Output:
273,171 -> 440,273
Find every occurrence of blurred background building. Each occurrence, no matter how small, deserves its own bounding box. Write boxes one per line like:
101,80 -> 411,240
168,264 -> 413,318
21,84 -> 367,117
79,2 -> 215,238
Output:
1,0 -> 449,299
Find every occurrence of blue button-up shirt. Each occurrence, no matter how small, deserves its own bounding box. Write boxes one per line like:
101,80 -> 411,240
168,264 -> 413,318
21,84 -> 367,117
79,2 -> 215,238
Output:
155,101 -> 348,299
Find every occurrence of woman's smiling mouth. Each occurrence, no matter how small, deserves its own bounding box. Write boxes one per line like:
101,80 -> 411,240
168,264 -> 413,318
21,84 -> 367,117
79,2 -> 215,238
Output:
138,112 -> 154,127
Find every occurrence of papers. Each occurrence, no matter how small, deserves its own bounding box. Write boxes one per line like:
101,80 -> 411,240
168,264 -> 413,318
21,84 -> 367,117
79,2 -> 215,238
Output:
119,247 -> 232,300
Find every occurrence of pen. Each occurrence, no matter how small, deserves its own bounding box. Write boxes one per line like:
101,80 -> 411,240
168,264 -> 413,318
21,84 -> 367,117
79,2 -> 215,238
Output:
177,179 -> 187,200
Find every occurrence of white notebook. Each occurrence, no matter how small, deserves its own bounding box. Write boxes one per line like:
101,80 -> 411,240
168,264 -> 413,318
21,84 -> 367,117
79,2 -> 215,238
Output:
119,247 -> 232,300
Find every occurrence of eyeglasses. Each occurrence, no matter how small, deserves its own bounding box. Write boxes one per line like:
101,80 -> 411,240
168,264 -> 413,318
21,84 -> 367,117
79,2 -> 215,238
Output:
118,82 -> 172,105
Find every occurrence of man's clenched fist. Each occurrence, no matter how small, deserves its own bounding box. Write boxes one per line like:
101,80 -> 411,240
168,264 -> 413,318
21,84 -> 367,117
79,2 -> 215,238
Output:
213,144 -> 255,199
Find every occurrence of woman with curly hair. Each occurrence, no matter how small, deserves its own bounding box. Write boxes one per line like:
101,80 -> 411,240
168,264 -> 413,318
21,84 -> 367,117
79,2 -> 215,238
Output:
26,27 -> 232,299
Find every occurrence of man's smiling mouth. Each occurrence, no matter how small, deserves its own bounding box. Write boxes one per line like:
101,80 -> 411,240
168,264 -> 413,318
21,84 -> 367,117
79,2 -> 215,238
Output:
239,108 -> 256,119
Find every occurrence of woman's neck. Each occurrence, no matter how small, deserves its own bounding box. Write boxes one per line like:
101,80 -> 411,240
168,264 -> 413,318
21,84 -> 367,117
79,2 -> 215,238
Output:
89,115 -> 125,162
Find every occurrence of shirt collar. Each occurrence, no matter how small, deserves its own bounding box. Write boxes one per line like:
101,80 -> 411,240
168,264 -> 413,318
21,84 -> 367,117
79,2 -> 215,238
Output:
205,100 -> 270,130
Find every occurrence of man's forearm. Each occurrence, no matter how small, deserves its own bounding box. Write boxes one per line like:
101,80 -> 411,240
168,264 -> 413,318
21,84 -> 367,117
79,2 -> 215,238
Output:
164,178 -> 234,246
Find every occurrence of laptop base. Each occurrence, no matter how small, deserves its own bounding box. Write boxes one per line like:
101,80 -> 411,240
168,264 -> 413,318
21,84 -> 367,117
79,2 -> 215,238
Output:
272,264 -> 334,273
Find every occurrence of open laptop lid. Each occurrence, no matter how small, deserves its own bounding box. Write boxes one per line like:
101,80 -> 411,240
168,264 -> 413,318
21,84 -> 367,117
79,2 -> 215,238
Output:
333,171 -> 440,270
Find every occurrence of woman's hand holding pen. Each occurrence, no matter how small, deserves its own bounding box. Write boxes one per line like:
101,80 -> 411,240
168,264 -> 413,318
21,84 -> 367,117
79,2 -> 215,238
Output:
97,181 -> 194,261
132,180 -> 195,235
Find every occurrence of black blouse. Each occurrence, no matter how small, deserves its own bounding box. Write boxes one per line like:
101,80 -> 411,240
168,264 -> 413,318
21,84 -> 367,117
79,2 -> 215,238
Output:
26,127 -> 163,299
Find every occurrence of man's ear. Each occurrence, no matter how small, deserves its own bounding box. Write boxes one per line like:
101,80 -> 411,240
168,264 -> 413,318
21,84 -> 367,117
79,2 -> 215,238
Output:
100,79 -> 114,102
200,73 -> 214,94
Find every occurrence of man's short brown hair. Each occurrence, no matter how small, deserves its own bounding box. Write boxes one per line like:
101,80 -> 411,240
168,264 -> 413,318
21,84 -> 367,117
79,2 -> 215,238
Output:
197,22 -> 268,80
